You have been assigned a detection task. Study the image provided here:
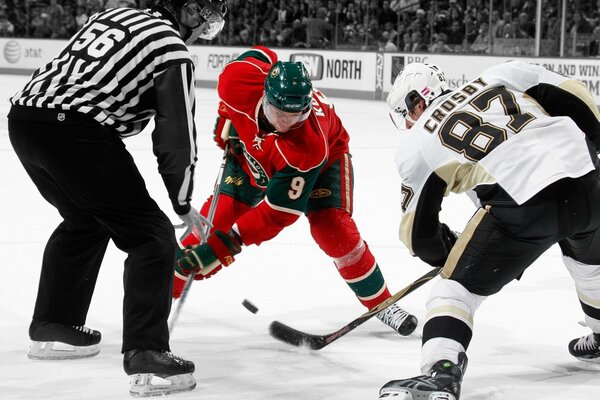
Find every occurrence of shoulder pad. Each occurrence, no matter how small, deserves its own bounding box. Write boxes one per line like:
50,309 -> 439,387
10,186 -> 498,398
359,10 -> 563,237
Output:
273,118 -> 328,172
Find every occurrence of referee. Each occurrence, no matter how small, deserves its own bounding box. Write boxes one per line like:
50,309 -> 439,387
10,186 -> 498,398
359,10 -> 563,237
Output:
7,1 -> 226,396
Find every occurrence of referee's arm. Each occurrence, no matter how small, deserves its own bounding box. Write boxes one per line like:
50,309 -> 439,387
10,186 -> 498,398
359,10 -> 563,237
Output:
152,62 -> 198,215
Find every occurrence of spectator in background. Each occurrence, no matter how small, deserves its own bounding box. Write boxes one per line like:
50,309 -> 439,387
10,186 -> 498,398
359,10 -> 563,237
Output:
261,0 -> 279,30
5,1 -> 27,37
446,20 -> 464,48
496,11 -> 512,38
503,18 -> 528,39
470,21 -> 490,53
361,16 -> 381,50
75,5 -> 89,30
75,6 -> 90,30
432,10 -> 449,37
290,0 -> 306,22
48,0 -> 65,38
430,32 -> 453,53
464,14 -> 480,44
139,0 -> 159,7
490,9 -> 501,36
448,1 -> 463,25
382,21 -> 398,43
0,9 -> 15,37
589,25 -> 600,56
414,8 -> 429,35
88,0 -> 105,15
570,10 -> 594,35
589,0 -> 600,26
401,31 -> 411,51
290,18 -> 308,47
230,27 -> 252,46
410,30 -> 428,52
57,2 -> 77,38
105,0 -> 137,8
344,1 -> 360,27
30,6 -> 53,38
277,0 -> 292,25
276,26 -> 292,47
378,0 -> 397,26
378,30 -> 398,52
517,11 -> 534,38
307,6 -> 332,48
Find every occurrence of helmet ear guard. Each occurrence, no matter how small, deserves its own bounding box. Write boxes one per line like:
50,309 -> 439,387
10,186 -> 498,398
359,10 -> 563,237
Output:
387,62 -> 448,130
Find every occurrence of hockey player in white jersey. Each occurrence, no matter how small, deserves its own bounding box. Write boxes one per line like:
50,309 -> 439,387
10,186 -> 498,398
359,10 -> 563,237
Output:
378,61 -> 600,400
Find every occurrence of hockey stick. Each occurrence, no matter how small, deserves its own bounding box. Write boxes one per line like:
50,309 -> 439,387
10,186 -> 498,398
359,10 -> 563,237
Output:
269,267 -> 442,350
169,145 -> 230,332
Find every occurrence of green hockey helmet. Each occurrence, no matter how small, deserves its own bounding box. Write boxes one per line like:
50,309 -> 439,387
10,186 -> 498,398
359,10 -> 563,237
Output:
262,61 -> 313,132
264,61 -> 312,113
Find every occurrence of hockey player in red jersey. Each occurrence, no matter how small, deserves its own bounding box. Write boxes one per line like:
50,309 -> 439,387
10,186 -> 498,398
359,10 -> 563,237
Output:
174,46 -> 417,336
378,61 -> 600,400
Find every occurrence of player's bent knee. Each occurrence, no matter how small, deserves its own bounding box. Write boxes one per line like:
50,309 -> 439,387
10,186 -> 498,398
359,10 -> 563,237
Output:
564,256 -> 600,285
427,278 -> 486,314
308,208 -> 360,257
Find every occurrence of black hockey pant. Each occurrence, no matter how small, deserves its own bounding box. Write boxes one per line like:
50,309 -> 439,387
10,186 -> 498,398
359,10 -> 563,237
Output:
8,106 -> 175,353
446,166 -> 600,296
423,165 -> 600,356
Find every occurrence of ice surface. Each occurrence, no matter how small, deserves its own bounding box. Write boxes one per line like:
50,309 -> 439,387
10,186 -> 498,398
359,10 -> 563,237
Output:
0,74 -> 598,400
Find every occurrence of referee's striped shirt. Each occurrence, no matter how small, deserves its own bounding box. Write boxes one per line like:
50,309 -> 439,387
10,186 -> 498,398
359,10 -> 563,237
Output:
10,7 -> 198,215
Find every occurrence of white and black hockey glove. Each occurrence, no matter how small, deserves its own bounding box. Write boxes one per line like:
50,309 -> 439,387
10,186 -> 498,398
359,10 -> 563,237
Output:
176,207 -> 212,243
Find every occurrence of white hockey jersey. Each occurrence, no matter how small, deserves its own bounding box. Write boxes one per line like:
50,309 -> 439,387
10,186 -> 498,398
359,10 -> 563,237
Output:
396,61 -> 599,265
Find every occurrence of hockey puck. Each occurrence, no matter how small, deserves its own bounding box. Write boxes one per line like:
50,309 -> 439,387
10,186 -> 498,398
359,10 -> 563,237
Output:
242,299 -> 259,314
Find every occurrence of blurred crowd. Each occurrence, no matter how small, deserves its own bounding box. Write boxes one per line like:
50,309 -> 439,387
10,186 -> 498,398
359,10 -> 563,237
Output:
0,0 -> 599,57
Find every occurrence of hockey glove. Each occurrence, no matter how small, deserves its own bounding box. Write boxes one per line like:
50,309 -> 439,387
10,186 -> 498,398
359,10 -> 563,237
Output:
176,206 -> 211,243
213,116 -> 243,155
176,229 -> 242,278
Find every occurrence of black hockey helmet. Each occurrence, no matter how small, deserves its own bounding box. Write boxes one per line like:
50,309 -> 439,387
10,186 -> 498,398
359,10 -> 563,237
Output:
159,0 -> 227,44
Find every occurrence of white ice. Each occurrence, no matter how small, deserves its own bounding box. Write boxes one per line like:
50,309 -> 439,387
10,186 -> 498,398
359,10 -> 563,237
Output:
0,73 -> 598,400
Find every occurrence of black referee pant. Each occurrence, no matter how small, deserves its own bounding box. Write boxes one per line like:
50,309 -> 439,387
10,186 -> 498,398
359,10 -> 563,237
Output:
8,106 -> 175,353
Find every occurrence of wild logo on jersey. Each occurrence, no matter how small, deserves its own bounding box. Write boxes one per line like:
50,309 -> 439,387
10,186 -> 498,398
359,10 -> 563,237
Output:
224,176 -> 244,186
242,145 -> 269,187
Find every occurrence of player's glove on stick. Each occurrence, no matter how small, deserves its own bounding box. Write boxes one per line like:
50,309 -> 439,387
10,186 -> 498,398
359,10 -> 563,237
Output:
173,230 -> 242,297
213,116 -> 243,155
176,206 -> 212,243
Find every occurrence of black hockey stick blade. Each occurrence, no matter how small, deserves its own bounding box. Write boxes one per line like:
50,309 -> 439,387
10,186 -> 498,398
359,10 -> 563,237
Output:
269,267 -> 442,350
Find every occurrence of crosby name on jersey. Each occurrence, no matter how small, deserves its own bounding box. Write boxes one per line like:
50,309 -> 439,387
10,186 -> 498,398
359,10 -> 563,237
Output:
397,61 -> 599,261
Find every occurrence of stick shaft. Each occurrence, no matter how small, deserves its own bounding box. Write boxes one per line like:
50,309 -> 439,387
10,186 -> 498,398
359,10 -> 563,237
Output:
169,145 -> 230,332
269,267 -> 441,350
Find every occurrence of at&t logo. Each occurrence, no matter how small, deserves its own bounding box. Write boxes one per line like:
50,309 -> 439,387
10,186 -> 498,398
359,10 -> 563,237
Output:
3,40 -> 22,64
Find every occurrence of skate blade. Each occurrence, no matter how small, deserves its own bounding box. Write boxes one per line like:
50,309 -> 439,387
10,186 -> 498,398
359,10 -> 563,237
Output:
575,356 -> 600,364
27,341 -> 100,360
129,373 -> 196,397
379,388 -> 413,399
379,388 -> 456,400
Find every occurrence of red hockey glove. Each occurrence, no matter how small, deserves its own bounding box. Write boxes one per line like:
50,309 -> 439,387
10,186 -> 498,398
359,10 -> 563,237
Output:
213,116 -> 243,155
176,229 -> 242,278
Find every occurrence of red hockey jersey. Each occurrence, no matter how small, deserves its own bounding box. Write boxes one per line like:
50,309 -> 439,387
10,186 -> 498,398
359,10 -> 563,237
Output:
216,46 -> 350,245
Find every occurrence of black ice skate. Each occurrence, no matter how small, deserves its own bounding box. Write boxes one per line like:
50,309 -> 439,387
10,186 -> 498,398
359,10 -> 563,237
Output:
379,352 -> 468,400
124,349 -> 196,397
377,303 -> 418,336
568,332 -> 600,363
27,320 -> 101,360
